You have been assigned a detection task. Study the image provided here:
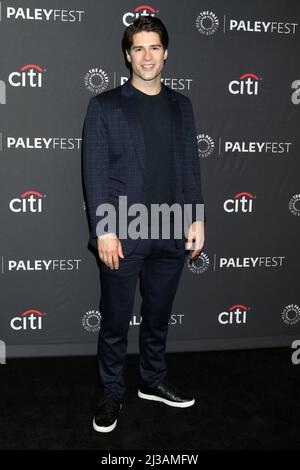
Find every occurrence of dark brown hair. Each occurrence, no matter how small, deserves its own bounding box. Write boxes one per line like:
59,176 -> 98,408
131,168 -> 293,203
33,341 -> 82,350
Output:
122,16 -> 169,69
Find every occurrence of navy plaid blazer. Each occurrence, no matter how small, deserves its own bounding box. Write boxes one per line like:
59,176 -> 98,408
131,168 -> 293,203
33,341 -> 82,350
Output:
82,78 -> 205,256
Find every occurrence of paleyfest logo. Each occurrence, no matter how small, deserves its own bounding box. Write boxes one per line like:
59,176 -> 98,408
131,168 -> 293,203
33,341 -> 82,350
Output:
122,5 -> 158,27
195,12 -> 298,36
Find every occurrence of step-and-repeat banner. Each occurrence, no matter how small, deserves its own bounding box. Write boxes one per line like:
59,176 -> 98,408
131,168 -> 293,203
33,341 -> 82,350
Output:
0,0 -> 299,358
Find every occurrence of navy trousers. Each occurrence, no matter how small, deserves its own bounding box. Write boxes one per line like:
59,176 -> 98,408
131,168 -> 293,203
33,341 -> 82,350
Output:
96,233 -> 187,399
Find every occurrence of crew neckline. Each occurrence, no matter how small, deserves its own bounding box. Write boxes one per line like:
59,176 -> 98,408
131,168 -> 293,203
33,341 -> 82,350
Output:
129,79 -> 164,98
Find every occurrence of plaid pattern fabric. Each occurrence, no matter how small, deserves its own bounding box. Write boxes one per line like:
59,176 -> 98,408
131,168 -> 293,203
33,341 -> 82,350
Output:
82,79 -> 205,252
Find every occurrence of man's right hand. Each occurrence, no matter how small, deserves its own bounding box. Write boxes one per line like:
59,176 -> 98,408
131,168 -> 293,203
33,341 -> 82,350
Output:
97,233 -> 124,269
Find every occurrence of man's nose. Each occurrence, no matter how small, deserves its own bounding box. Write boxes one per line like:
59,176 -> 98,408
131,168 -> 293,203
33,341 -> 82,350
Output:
143,50 -> 152,60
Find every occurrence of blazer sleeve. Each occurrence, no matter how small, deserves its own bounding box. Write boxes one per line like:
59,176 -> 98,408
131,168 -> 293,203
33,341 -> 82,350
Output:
182,97 -> 207,223
82,96 -> 112,239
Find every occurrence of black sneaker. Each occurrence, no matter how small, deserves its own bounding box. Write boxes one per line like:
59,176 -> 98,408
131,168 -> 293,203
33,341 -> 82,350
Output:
138,380 -> 195,408
92,397 -> 123,433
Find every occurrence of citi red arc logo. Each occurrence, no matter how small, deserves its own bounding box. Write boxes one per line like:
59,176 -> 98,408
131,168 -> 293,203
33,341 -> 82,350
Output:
224,192 -> 255,213
134,5 -> 156,13
218,304 -> 250,324
9,190 -> 44,213
10,309 -> 46,330
228,72 -> 261,95
8,64 -> 46,88
123,5 -> 157,26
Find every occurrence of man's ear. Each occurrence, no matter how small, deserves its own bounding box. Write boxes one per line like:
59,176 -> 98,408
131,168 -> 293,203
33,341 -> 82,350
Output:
163,49 -> 168,61
126,50 -> 131,63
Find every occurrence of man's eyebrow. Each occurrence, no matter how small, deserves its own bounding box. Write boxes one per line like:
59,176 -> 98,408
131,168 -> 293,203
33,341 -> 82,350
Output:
132,44 -> 162,49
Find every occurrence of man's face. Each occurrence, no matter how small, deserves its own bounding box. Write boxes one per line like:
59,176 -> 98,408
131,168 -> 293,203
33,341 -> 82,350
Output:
126,31 -> 168,82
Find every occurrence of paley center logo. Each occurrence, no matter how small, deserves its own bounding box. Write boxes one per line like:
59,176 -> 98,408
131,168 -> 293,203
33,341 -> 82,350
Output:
10,309 -> 46,331
195,11 -> 297,35
84,68 -> 109,94
197,134 -> 215,158
224,192 -> 255,213
282,304 -> 300,326
9,190 -> 44,213
187,252 -> 210,274
229,73 -> 261,95
82,310 -> 102,333
195,11 -> 219,35
0,3 -> 85,22
122,4 -> 157,27
218,304 -> 250,325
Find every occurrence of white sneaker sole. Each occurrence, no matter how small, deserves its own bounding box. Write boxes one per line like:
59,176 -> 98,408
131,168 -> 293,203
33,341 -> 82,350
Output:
92,403 -> 122,433
138,390 -> 195,408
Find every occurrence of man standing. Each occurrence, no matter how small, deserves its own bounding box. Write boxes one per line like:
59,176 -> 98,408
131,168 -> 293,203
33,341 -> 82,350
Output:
82,17 -> 205,433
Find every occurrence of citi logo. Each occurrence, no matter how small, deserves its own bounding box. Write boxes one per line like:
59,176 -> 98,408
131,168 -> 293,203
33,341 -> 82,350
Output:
122,5 -> 157,27
8,64 -> 45,88
224,192 -> 255,213
218,304 -> 250,325
9,190 -> 44,213
228,73 -> 261,95
10,309 -> 46,331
